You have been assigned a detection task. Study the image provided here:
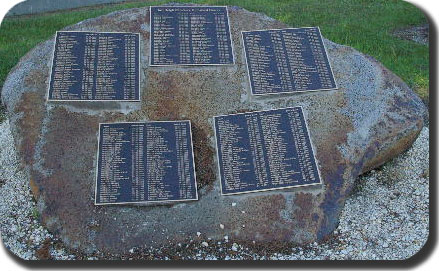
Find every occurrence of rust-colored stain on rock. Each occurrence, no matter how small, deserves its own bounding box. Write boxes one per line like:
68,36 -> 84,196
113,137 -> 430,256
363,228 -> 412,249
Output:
15,91 -> 45,165
29,176 -> 40,200
235,194 -> 288,241
294,192 -> 317,228
361,128 -> 421,174
191,124 -> 215,190
37,107 -> 102,248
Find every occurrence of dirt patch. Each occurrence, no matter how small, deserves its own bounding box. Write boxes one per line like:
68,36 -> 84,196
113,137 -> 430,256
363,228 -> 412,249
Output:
35,238 -> 53,260
393,24 -> 429,45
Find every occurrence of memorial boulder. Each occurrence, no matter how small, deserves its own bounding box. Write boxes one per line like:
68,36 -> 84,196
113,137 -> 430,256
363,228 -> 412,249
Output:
1,5 -> 426,254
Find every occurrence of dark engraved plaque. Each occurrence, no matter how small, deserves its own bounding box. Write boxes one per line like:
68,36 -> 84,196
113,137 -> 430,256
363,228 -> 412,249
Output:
95,121 -> 197,205
48,31 -> 140,101
242,27 -> 336,95
150,6 -> 234,66
214,107 -> 321,195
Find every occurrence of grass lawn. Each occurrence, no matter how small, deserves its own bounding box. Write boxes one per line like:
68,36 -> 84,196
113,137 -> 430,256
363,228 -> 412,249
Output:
0,0 -> 429,123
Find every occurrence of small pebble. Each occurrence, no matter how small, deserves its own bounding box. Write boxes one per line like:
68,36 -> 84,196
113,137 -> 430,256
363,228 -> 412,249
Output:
231,243 -> 239,251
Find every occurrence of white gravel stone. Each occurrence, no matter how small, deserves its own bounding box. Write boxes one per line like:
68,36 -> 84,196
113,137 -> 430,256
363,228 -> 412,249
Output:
0,120 -> 53,260
231,243 -> 239,252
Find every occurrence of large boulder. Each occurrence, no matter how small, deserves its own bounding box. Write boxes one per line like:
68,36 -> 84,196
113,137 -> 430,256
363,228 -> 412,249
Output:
1,5 -> 426,254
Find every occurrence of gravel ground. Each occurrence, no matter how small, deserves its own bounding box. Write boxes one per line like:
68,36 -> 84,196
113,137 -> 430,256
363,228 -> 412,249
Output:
0,119 -> 429,260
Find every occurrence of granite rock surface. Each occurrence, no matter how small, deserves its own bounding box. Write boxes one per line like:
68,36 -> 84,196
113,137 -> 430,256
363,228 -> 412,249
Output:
1,5 -> 426,254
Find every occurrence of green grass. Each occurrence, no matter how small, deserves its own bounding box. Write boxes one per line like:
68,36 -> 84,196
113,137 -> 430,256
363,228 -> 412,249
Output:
0,0 -> 429,114
31,206 -> 40,220
0,105 -> 5,123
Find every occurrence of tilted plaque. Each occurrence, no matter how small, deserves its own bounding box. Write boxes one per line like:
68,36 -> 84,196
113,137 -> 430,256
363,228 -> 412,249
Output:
95,121 -> 198,205
242,27 -> 336,95
150,6 -> 234,66
48,31 -> 140,101
214,107 -> 321,195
